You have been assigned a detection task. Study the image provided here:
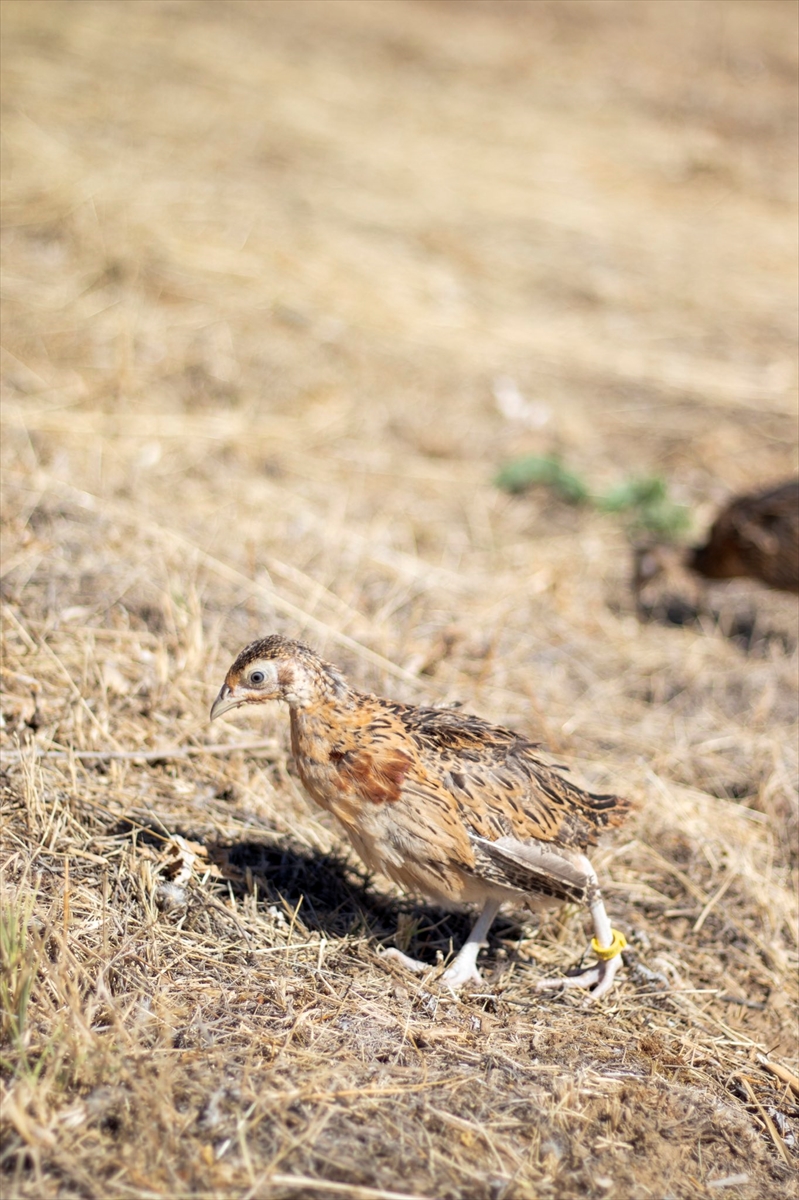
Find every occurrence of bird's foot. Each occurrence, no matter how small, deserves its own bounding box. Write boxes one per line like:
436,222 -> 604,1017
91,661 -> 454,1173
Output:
379,943 -> 485,990
537,947 -> 623,1001
439,953 -> 484,990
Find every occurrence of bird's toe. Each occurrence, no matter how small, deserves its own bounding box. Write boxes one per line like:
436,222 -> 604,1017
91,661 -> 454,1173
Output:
537,953 -> 622,999
378,946 -> 433,975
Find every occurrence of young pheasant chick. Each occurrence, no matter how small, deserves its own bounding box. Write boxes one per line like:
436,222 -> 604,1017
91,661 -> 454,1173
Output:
634,479 -> 799,614
211,636 -> 630,997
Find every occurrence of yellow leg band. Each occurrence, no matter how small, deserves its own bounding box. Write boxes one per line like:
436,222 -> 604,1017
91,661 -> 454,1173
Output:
590,929 -> 627,961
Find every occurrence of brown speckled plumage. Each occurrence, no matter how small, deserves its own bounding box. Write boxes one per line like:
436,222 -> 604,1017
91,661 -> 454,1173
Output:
211,635 -> 631,995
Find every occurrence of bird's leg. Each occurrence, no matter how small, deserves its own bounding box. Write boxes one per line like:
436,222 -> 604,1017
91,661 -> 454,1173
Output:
440,898 -> 502,989
537,855 -> 625,999
380,898 -> 502,989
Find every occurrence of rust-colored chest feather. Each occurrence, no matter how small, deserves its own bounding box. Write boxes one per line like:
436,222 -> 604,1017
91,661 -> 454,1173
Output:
289,699 -> 413,820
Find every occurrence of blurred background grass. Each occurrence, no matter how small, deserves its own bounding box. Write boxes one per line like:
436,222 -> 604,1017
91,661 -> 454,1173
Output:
1,3 -> 797,1198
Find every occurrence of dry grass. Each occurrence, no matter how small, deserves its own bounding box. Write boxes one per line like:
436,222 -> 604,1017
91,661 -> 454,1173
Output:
1,2 -> 798,1197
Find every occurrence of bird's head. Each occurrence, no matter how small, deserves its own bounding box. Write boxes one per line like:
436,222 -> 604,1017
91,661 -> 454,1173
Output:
210,634 -> 347,720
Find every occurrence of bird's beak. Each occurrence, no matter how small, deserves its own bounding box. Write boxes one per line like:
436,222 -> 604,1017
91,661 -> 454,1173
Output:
210,683 -> 241,721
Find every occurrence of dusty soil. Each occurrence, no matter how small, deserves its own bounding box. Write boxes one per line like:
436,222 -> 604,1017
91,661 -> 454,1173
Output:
1,2 -> 797,1198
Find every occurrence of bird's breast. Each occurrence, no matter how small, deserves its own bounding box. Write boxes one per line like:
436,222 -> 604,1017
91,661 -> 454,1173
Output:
290,705 -> 412,812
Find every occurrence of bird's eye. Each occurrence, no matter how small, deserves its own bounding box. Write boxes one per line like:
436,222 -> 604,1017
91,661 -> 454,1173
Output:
249,671 -> 265,685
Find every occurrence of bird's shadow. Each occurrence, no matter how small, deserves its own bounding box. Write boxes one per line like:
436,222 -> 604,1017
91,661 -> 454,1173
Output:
110,818 -> 522,970
207,837 -> 522,969
635,595 -> 794,655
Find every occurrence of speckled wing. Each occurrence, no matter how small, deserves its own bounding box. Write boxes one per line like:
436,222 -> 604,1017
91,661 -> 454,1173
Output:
468,833 -> 591,904
398,705 -> 629,850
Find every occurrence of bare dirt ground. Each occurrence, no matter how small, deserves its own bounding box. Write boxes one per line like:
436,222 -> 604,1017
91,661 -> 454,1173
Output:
1,2 -> 798,1198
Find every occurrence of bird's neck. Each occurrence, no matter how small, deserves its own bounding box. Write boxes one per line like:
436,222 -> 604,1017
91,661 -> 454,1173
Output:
279,656 -> 350,709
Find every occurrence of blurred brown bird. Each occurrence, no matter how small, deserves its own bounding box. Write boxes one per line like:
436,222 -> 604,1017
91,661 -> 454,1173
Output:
689,479 -> 798,592
635,480 -> 799,609
211,635 -> 630,996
